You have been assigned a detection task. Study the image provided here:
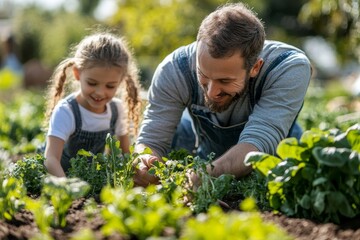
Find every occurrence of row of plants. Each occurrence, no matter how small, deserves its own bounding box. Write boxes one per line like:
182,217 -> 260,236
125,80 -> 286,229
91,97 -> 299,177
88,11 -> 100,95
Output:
1,134 -> 291,239
245,123 -> 360,224
0,90 -> 45,155
0,82 -> 358,239
298,81 -> 358,132
3,121 -> 360,239
0,81 -> 355,157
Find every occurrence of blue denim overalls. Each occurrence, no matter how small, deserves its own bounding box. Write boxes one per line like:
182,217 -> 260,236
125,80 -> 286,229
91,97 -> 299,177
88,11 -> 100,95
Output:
61,95 -> 118,173
171,48 -> 301,159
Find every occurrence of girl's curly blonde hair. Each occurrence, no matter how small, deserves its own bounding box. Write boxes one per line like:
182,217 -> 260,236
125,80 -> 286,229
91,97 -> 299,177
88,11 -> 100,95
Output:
44,32 -> 142,136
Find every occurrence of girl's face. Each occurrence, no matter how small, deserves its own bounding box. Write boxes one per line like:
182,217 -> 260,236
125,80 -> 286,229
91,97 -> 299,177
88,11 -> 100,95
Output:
73,66 -> 123,113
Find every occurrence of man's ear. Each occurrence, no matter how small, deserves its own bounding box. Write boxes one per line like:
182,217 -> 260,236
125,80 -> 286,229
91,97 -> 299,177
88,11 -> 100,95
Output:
72,67 -> 80,80
249,58 -> 263,78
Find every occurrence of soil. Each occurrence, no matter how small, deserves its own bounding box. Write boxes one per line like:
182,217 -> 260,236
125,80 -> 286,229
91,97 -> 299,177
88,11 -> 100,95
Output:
1,198 -> 360,240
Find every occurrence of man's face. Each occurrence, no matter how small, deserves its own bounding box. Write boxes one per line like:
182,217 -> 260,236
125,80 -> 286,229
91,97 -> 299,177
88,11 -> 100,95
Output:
196,41 -> 257,113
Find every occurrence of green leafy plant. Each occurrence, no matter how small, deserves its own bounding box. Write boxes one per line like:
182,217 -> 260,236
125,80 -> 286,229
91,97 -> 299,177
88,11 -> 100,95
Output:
101,185 -> 191,239
150,151 -> 235,214
180,203 -> 292,240
0,91 -> 45,155
298,83 -> 357,132
69,228 -> 97,240
6,154 -> 46,195
105,134 -> 136,190
67,150 -> 107,196
42,176 -> 90,227
245,123 -> 360,223
83,197 -> 100,220
191,154 -> 234,214
0,149 -> 11,171
0,177 -> 26,221
0,155 -> 26,221
224,171 -> 270,211
148,151 -> 194,204
68,134 -> 137,195
24,196 -> 53,237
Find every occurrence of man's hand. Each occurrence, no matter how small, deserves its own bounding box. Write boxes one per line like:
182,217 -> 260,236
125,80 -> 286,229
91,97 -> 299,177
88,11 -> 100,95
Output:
133,154 -> 160,187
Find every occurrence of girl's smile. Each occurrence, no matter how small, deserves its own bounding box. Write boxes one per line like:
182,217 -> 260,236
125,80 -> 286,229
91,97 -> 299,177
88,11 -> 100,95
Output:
73,66 -> 123,113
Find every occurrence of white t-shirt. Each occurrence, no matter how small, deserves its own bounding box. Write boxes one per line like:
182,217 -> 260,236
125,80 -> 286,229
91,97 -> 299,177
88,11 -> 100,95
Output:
47,97 -> 128,142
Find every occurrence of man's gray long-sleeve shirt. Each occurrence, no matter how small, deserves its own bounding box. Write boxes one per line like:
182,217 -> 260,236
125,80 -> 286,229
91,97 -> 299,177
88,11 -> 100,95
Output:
137,40 -> 312,157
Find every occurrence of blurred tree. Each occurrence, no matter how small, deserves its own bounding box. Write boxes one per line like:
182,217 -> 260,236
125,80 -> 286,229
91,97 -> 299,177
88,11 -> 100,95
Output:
10,6 -> 97,89
12,7 -> 96,68
107,0 -> 224,86
78,0 -> 101,16
108,0 -> 275,59
11,0 -> 358,87
299,0 -> 360,63
110,0 -> 201,59
41,11 -> 96,67
12,7 -> 46,63
259,0 -> 309,36
241,0 -> 309,48
108,0 -> 269,86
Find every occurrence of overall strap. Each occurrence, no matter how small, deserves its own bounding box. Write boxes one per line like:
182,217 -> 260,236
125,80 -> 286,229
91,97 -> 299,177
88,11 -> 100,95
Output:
109,101 -> 118,129
176,47 -> 198,104
250,50 -> 297,108
67,96 -> 117,133
67,95 -> 82,129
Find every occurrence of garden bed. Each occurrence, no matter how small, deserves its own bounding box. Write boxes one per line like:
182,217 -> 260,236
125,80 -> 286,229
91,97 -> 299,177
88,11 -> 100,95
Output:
1,87 -> 360,240
1,198 -> 360,240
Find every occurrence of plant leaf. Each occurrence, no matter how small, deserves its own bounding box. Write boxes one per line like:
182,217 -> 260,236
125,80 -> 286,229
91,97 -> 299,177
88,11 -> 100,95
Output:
244,152 -> 282,177
77,149 -> 92,157
328,191 -> 356,218
312,147 -> 350,167
277,138 -> 308,160
347,127 -> 360,152
313,191 -> 326,215
300,129 -> 333,149
312,177 -> 327,186
298,194 -> 311,209
333,132 -> 350,148
301,165 -> 316,181
346,151 -> 360,175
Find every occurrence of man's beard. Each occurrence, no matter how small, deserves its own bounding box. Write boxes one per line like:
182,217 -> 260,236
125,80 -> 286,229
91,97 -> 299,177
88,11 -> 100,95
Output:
204,77 -> 250,113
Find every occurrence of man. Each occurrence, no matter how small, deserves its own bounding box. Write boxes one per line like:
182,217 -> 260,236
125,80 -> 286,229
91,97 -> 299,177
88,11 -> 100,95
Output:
134,2 -> 311,186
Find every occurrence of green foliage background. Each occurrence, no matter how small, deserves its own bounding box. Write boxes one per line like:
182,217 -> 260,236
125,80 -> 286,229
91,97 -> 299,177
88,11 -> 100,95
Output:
8,0 -> 359,87
0,0 -> 357,156
12,7 -> 97,67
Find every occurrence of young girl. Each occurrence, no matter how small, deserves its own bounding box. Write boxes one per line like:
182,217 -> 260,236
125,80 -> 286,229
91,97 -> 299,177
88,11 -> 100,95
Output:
43,32 -> 141,177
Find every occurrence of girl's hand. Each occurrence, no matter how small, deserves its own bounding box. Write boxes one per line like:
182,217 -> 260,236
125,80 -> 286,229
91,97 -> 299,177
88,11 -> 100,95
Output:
186,169 -> 200,190
133,154 -> 160,187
